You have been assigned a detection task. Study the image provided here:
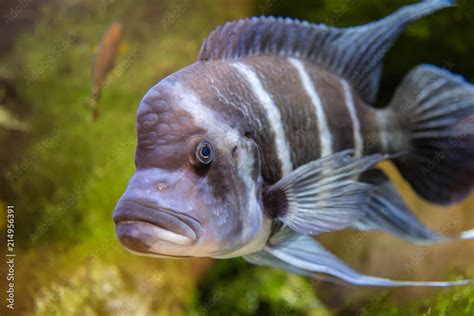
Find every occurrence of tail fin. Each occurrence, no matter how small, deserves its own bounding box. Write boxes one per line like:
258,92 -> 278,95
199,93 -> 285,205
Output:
389,65 -> 474,204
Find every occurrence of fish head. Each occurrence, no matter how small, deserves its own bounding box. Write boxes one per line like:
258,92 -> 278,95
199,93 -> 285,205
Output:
113,72 -> 272,259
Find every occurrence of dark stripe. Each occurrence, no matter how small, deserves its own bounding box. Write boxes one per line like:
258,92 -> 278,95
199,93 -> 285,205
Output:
240,56 -> 322,168
301,61 -> 356,153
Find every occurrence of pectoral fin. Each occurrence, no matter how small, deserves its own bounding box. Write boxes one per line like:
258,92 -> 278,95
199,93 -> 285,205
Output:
244,229 -> 471,287
263,150 -> 386,235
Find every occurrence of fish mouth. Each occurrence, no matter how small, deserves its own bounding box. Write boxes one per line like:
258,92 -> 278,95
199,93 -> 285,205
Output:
113,200 -> 201,255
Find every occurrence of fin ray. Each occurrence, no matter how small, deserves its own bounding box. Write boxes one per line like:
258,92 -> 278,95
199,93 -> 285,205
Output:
250,229 -> 472,287
355,169 -> 443,243
264,150 -> 386,235
354,169 -> 474,243
198,0 -> 454,103
390,64 -> 474,204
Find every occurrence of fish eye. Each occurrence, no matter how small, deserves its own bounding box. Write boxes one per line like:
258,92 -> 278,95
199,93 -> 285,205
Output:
197,141 -> 213,163
189,138 -> 214,168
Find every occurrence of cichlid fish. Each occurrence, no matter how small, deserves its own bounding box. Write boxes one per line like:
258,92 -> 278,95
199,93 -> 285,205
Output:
113,0 -> 474,287
89,21 -> 123,120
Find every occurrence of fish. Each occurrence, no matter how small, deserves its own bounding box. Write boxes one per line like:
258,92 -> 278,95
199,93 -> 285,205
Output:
113,0 -> 474,287
0,107 -> 28,132
0,78 -> 29,132
89,21 -> 123,120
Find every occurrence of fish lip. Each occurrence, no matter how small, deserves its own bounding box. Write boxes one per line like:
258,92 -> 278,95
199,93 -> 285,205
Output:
116,220 -> 194,247
121,243 -> 193,259
113,199 -> 202,245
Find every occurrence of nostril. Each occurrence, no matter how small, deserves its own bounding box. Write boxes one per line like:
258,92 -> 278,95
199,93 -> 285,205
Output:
156,182 -> 169,191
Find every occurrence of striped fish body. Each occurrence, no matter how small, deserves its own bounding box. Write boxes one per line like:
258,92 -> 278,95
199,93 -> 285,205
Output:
114,0 -> 474,287
174,56 -> 389,183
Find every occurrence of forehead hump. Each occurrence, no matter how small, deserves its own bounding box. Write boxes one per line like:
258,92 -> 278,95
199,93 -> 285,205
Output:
150,67 -> 244,143
136,79 -> 202,150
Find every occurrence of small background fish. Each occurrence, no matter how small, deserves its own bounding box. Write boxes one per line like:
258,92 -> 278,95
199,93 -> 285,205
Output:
0,76 -> 30,185
89,21 -> 123,120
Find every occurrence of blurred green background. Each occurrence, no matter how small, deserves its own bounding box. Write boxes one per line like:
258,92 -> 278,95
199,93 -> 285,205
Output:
0,0 -> 473,315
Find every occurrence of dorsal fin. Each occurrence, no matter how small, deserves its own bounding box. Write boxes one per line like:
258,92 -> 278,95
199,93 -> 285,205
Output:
198,0 -> 454,104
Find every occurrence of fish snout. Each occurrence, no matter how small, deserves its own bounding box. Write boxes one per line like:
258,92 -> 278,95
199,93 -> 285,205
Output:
113,200 -> 199,254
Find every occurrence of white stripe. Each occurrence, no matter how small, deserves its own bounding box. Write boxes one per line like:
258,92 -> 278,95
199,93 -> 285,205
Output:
232,62 -> 293,175
158,81 -> 240,143
376,110 -> 390,152
288,58 -> 332,157
341,79 -> 364,157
